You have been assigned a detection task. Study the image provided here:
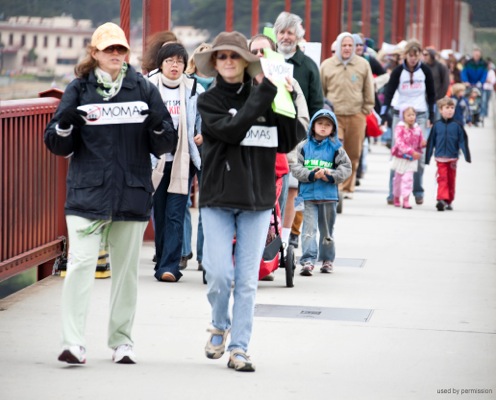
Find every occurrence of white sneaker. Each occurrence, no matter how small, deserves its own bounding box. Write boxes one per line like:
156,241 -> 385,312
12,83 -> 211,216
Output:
112,344 -> 136,364
58,345 -> 86,364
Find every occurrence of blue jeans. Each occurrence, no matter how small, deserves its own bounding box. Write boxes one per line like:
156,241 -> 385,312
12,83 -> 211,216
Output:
300,201 -> 337,265
387,112 -> 428,201
182,170 -> 204,262
279,173 -> 289,221
201,207 -> 271,352
153,162 -> 189,281
481,89 -> 491,118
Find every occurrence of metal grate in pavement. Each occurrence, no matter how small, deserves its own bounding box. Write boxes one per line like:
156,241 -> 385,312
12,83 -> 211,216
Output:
254,304 -> 373,322
334,258 -> 366,268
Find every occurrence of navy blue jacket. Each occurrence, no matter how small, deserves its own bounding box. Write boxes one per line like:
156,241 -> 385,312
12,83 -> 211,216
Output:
425,118 -> 471,165
44,65 -> 177,221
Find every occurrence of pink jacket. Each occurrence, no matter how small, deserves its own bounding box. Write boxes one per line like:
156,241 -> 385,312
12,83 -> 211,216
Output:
391,122 -> 424,159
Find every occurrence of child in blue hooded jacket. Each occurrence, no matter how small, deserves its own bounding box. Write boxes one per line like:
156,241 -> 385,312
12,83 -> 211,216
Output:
291,109 -> 352,276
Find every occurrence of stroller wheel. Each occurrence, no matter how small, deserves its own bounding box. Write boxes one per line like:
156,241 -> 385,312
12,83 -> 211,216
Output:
285,245 -> 296,288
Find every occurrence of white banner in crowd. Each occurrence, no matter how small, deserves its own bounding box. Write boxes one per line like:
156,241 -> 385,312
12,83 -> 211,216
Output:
77,101 -> 149,125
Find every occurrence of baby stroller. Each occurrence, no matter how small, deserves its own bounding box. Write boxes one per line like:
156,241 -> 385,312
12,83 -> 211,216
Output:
468,87 -> 482,126
202,175 -> 297,287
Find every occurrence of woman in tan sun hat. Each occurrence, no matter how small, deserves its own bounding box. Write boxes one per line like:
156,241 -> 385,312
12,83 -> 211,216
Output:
44,22 -> 177,366
195,31 -> 300,372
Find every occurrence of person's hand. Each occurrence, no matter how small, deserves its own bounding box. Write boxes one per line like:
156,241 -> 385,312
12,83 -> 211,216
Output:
284,76 -> 294,93
380,114 -> 388,127
421,139 -> 427,147
194,133 -> 203,146
254,72 -> 265,84
426,119 -> 432,128
58,109 -> 87,130
412,151 -> 421,160
141,109 -> 163,132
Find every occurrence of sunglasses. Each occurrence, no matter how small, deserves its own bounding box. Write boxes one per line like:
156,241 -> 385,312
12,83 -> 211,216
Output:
215,52 -> 242,61
250,48 -> 265,56
102,45 -> 128,55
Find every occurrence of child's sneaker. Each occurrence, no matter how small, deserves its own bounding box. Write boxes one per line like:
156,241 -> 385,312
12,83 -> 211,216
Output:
402,197 -> 412,209
58,345 -> 86,364
300,262 -> 314,276
445,203 -> 453,211
112,344 -> 136,364
320,260 -> 334,273
436,200 -> 447,211
393,197 -> 401,207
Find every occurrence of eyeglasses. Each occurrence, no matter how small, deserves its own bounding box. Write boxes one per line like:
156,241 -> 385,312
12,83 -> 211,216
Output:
250,48 -> 265,56
422,52 -> 429,56
215,53 -> 242,61
164,58 -> 185,66
102,45 -> 128,55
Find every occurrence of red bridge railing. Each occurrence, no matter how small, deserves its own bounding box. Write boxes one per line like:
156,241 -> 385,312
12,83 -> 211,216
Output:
0,93 -> 68,282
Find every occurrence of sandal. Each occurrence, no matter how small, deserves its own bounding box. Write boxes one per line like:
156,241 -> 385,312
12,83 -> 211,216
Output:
205,327 -> 229,359
227,348 -> 255,372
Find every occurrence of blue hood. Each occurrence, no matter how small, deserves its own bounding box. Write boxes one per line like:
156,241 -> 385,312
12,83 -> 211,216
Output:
308,109 -> 339,139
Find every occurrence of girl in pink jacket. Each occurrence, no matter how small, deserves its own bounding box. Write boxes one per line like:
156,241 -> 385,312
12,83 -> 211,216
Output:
390,107 -> 426,209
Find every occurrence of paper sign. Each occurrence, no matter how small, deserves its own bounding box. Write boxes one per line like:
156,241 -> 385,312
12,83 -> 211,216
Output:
260,49 -> 296,118
240,126 -> 279,148
77,101 -> 149,125
263,27 -> 277,43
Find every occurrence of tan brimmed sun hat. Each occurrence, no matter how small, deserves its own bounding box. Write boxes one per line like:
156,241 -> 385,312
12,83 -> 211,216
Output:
194,31 -> 261,78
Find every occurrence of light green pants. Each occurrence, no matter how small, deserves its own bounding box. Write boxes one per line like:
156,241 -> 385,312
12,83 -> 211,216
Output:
61,216 -> 147,349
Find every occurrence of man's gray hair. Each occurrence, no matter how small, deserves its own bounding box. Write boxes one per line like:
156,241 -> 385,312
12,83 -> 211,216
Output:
273,11 -> 305,40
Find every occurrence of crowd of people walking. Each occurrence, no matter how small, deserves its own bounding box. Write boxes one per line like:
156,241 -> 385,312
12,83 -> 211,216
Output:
45,11 -> 493,372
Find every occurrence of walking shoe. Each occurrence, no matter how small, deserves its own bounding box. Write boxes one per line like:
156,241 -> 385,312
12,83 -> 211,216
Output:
58,345 -> 86,364
112,344 -> 136,364
300,262 -> 314,276
436,200 -> 447,211
320,260 -> 334,273
205,327 -> 229,359
261,273 -> 274,281
445,204 -> 453,211
227,349 -> 255,372
387,198 -> 394,205
415,197 -> 424,205
161,272 -> 176,282
198,261 -> 203,271
179,252 -> 193,270
393,197 -> 401,207
402,197 -> 412,209
289,233 -> 299,248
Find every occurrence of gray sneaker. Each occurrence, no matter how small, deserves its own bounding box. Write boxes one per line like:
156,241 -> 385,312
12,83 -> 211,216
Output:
320,260 -> 334,273
300,262 -> 314,276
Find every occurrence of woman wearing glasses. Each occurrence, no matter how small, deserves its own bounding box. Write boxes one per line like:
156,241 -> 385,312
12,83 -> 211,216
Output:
148,42 -> 203,283
194,31 -> 300,372
44,23 -> 177,365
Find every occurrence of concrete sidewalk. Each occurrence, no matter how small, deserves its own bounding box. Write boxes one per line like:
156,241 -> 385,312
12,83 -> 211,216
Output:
1,111 -> 495,400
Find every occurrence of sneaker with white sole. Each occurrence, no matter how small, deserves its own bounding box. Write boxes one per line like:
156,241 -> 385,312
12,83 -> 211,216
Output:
58,345 -> 86,364
320,260 -> 334,273
300,261 -> 314,276
112,344 -> 136,364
